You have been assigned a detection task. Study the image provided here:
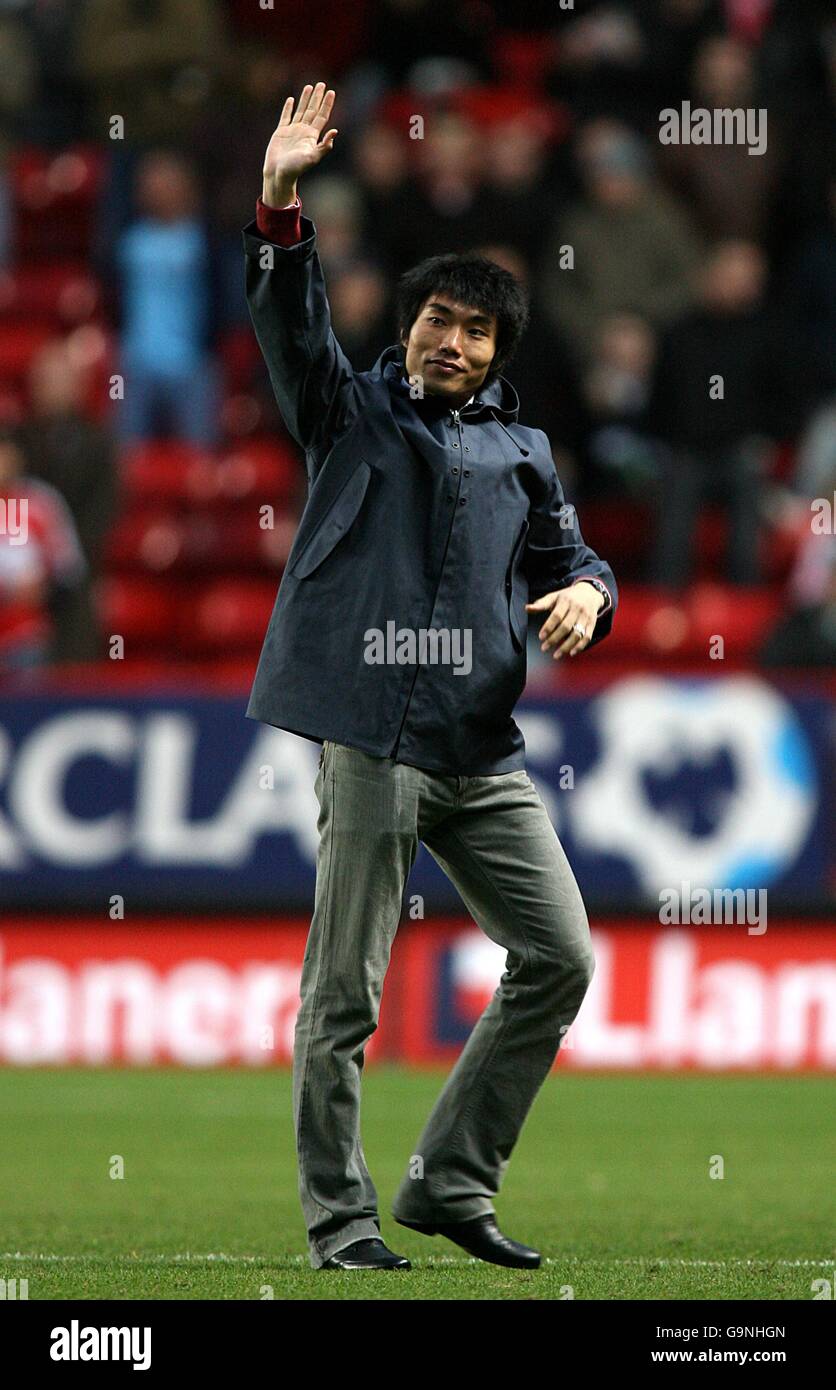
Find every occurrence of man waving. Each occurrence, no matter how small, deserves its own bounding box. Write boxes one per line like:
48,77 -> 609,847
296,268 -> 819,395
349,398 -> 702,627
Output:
243,83 -> 617,1272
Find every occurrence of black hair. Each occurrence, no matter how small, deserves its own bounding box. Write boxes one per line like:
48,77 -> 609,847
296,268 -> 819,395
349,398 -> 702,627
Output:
395,251 -> 530,383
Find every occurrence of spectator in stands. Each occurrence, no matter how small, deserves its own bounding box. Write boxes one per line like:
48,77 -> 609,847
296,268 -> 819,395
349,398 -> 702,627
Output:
114,150 -> 220,448
782,174 -> 836,412
759,475 -> 836,669
792,400 -> 836,505
768,11 -> 836,268
76,0 -> 228,274
376,109 -> 486,272
363,0 -> 493,85
540,120 -> 702,370
15,0 -> 85,148
637,0 -> 726,112
196,46 -> 296,331
649,239 -> 802,588
480,109 -> 562,272
0,10 -> 36,270
327,260 -> 391,370
224,0 -> 369,79
581,313 -> 660,496
72,0 -> 225,147
376,105 -> 565,277
475,241 -> 586,480
349,118 -> 410,272
0,424 -> 87,676
296,176 -> 366,274
658,34 -> 782,245
22,339 -> 118,661
547,0 -> 649,128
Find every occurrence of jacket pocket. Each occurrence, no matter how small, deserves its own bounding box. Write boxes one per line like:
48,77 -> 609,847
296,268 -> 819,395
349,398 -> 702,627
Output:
291,459 -> 372,579
506,518 -> 530,652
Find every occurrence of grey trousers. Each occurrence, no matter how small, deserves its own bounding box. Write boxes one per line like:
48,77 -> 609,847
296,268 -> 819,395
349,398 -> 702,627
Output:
293,740 -> 596,1268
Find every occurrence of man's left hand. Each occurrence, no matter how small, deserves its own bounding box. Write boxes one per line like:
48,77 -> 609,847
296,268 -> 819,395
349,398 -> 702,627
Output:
525,581 -> 604,660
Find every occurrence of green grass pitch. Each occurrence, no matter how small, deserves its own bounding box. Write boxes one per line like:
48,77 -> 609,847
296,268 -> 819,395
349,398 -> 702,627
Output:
1,1067 -> 833,1300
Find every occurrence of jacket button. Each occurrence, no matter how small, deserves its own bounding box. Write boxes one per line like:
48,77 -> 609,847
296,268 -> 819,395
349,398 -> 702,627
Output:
451,467 -> 459,475
464,446 -> 470,452
452,442 -> 459,448
463,469 -> 471,476
459,498 -> 467,506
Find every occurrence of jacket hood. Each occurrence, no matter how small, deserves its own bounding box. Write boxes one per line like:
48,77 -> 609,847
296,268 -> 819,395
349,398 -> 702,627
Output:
374,343 -> 521,423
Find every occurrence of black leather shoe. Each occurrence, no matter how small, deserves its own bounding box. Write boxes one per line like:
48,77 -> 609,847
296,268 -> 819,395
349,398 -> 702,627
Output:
394,1213 -> 541,1269
320,1238 -> 411,1270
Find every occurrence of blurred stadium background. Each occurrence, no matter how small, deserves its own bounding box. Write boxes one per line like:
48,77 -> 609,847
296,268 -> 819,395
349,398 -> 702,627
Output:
0,0 -> 833,1296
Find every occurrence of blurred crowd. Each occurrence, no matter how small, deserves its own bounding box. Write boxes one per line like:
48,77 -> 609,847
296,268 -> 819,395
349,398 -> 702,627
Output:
0,0 -> 833,672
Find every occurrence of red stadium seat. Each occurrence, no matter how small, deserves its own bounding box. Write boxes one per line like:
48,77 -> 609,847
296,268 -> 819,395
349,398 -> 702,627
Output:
580,499 -> 655,574
192,508 -> 289,570
488,36 -> 556,91
106,497 -> 295,576
10,146 -> 104,208
0,263 -> 101,327
119,442 -> 219,505
457,81 -> 568,142
693,509 -> 728,576
218,326 -> 262,391
687,583 -> 783,655
602,584 -> 783,663
11,146 -> 106,262
601,587 -> 692,657
181,579 -> 278,653
215,439 -> 299,505
105,508 -> 187,572
97,575 -> 178,645
0,322 -> 56,386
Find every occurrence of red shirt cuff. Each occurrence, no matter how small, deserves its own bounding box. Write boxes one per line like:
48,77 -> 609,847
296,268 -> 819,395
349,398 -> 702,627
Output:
255,194 -> 303,246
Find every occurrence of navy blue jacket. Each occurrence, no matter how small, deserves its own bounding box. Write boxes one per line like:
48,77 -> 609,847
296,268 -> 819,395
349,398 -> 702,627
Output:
242,213 -> 617,775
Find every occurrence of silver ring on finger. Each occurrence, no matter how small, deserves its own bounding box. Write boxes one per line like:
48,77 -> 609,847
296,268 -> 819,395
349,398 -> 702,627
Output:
572,623 -> 586,638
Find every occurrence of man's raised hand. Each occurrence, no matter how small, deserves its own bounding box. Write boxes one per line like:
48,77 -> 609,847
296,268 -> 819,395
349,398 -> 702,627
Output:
262,82 -> 338,210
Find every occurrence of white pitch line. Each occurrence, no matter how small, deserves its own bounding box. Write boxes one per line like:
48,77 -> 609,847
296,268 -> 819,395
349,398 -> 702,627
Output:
1,1253 -> 833,1268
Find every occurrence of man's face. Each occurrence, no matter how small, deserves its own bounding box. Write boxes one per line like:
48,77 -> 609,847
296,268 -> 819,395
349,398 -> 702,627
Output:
401,294 -> 498,404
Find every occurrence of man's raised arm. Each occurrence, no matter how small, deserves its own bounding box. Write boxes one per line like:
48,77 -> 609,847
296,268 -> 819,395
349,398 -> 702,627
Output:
243,83 -> 358,460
